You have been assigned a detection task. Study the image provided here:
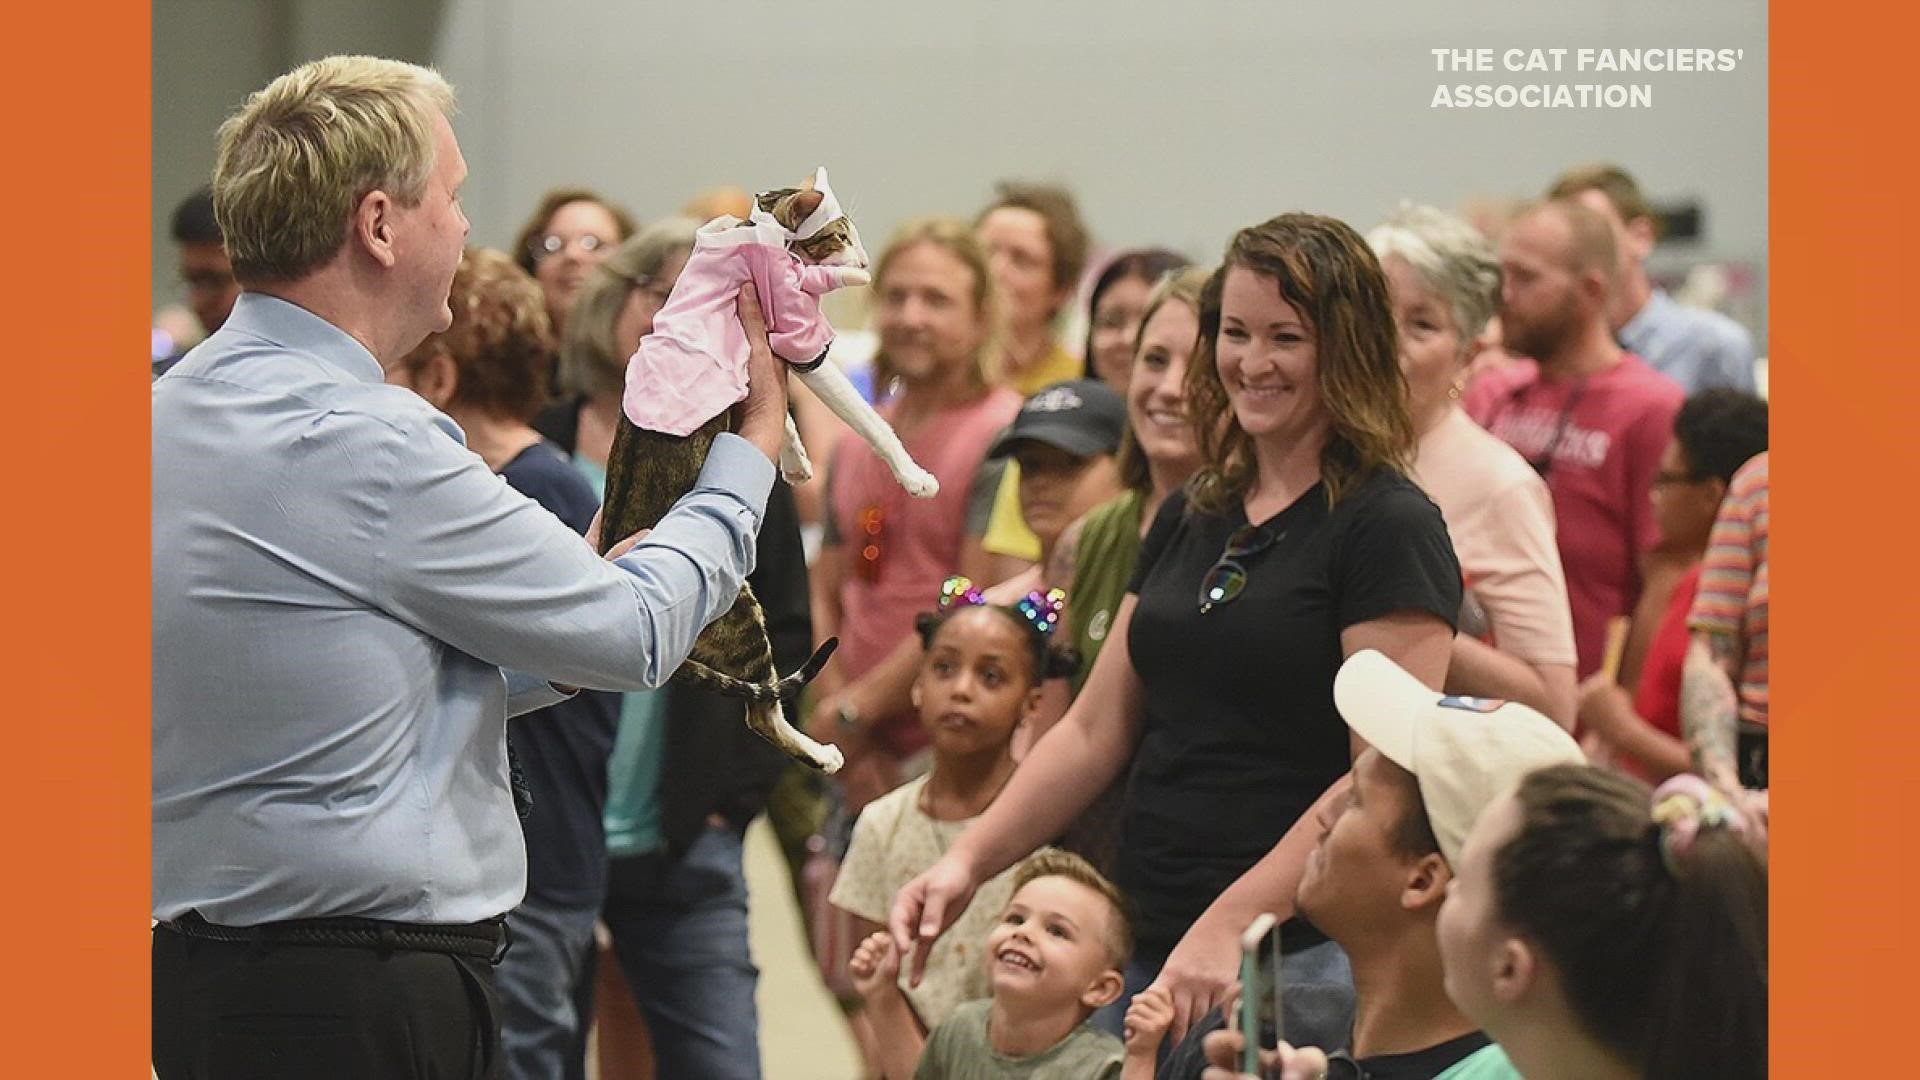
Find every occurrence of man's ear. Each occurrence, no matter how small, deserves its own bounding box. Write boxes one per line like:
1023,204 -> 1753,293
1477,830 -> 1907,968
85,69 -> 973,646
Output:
354,189 -> 399,268
1080,966 -> 1125,1011
1401,853 -> 1452,914
1623,213 -> 1658,263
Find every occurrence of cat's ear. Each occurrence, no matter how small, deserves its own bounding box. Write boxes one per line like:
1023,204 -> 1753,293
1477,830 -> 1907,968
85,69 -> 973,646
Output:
777,190 -> 825,231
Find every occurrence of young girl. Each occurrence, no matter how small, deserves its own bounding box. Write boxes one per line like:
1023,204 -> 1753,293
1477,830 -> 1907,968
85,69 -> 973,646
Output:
829,585 -> 1079,1039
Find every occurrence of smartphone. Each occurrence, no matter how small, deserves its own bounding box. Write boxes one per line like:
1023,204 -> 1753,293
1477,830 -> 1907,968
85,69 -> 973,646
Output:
1238,913 -> 1284,1075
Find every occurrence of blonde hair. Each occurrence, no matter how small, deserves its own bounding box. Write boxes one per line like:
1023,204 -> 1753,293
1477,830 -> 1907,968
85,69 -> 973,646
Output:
213,56 -> 456,285
1115,265 -> 1212,492
870,216 -> 1004,393
560,217 -> 700,399
1011,848 -> 1133,969
397,248 -> 553,422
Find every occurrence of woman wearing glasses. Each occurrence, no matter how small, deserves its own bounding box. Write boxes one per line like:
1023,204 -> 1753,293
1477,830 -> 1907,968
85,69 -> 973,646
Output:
512,186 -> 637,336
893,214 -> 1462,1054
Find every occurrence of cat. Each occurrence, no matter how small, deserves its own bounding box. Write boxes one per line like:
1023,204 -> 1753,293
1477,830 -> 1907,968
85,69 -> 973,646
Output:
600,167 -> 932,774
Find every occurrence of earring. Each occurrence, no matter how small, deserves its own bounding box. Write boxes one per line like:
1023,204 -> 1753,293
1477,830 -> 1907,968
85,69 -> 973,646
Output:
1447,381 -> 1464,401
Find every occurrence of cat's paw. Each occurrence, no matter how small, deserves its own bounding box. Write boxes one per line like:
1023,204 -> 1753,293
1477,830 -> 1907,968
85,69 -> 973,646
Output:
838,268 -> 872,288
811,743 -> 846,774
780,444 -> 815,485
898,467 -> 940,499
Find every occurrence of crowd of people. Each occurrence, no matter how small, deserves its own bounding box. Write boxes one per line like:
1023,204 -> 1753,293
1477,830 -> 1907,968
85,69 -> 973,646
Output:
153,56 -> 1770,1080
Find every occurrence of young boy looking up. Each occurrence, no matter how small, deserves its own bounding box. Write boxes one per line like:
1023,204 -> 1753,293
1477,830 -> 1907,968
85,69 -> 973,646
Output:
851,848 -> 1137,1078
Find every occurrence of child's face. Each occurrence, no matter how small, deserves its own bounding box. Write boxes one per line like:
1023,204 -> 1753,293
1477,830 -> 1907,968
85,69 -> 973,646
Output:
1012,442 -> 1122,551
913,607 -> 1039,756
986,875 -> 1124,1011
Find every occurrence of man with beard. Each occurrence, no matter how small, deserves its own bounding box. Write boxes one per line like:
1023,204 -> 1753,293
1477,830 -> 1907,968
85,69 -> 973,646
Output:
1465,200 -> 1683,679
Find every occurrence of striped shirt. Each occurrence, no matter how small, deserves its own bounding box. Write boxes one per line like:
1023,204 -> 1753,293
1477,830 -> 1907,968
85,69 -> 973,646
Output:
1689,452 -> 1768,725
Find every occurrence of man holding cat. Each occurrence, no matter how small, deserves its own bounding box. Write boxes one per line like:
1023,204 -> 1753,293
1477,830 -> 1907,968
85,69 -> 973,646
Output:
151,56 -> 791,1078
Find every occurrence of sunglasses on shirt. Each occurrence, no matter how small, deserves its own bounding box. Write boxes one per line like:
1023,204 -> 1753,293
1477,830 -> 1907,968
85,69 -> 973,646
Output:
1198,523 -> 1286,614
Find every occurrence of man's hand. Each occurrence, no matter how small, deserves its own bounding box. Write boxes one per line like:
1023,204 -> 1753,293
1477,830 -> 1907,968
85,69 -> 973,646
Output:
1125,986 -> 1176,1061
1200,1027 -> 1331,1080
1147,912 -> 1241,1045
736,282 -> 791,465
889,854 -> 980,986
848,931 -> 903,1004
583,510 -> 648,560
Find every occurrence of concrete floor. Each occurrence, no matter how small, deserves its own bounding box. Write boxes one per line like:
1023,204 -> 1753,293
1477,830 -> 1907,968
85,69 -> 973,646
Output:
739,816 -> 865,1080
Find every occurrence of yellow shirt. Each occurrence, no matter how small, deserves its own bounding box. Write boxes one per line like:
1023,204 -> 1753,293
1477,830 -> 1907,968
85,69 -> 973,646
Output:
983,344 -> 1084,560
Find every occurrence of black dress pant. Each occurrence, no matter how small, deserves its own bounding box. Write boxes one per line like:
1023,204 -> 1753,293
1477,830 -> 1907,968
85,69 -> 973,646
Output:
153,925 -> 502,1079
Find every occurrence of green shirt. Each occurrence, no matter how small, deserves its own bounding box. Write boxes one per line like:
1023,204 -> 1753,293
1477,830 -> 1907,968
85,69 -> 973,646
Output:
1066,490 -> 1146,695
1434,1044 -> 1522,1079
915,999 -> 1123,1079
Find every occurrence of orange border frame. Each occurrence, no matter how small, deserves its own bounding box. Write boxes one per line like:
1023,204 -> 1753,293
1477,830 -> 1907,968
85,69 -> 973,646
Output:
2,2 -> 1869,1072
4,0 -> 150,1073
1771,1 -> 1904,1069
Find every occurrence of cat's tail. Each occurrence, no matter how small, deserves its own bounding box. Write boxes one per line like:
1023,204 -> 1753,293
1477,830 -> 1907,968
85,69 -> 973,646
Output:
671,636 -> 840,703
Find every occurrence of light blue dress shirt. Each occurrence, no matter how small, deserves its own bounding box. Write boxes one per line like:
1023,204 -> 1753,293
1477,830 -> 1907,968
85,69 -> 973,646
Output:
153,293 -> 773,926
1618,288 -> 1757,394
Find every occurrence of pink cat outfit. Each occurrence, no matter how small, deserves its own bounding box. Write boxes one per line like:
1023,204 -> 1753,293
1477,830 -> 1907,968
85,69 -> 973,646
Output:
624,210 -> 859,436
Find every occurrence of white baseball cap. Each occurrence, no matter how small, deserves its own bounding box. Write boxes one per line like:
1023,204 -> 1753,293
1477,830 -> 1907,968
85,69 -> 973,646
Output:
1333,650 -> 1583,868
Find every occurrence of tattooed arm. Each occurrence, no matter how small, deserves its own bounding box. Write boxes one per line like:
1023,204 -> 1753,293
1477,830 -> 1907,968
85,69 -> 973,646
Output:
1681,628 -> 1742,790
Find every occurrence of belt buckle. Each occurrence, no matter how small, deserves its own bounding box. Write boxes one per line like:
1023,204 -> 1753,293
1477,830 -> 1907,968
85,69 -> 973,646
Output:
490,918 -> 514,965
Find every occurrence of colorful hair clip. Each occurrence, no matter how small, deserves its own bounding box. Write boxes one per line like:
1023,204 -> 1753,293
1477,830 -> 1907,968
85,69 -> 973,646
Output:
1015,588 -> 1068,636
1650,774 -> 1748,873
937,575 -> 988,610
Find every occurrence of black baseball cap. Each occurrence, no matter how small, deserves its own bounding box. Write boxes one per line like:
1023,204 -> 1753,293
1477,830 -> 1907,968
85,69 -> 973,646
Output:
989,378 -> 1128,459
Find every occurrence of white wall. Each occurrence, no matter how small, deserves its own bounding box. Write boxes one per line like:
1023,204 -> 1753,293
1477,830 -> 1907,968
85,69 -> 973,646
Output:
155,0 -> 1768,340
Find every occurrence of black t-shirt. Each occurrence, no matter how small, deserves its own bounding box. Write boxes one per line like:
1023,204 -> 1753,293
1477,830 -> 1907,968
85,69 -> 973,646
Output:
1160,1007 -> 1489,1080
499,440 -> 622,908
1120,469 -> 1460,956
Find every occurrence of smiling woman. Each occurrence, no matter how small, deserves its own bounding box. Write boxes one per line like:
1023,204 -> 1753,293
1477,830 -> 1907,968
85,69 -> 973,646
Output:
893,212 -> 1464,1054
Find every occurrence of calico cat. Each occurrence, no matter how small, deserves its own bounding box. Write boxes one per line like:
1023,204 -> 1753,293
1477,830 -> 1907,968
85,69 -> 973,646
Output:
600,168 -> 931,774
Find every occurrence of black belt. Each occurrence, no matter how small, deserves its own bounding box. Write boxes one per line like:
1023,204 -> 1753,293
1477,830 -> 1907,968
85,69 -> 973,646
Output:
160,910 -> 512,963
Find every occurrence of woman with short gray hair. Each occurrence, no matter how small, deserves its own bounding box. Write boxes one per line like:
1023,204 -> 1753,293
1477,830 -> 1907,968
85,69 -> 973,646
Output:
536,216 -> 701,487
1369,203 -> 1579,727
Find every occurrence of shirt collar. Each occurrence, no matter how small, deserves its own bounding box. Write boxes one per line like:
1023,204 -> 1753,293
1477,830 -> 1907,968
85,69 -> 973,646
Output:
223,291 -> 387,384
1618,287 -> 1673,351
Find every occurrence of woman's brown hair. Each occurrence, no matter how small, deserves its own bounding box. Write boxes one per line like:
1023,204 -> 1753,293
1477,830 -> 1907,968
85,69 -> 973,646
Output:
1184,213 -> 1413,512
397,247 -> 553,422
1495,765 -> 1767,1079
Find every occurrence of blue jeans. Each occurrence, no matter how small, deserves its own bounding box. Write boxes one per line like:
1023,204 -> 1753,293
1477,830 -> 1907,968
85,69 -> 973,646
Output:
498,895 -> 601,1080
601,823 -> 762,1080
1094,939 -> 1356,1070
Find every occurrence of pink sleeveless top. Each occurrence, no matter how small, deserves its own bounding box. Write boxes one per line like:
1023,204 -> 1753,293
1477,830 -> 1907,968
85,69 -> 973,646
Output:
828,387 -> 1022,755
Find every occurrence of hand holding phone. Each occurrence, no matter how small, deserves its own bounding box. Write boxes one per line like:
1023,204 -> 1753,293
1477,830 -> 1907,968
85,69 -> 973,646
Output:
1238,913 -> 1284,1076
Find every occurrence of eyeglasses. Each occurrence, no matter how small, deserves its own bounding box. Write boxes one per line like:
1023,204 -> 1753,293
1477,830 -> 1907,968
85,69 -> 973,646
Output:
1197,523 -> 1285,614
855,504 -> 885,584
1651,469 -> 1708,487
531,233 -> 611,262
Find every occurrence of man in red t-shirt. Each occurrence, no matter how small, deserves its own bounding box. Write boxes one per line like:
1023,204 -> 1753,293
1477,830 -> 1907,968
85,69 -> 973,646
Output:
1466,199 -> 1684,678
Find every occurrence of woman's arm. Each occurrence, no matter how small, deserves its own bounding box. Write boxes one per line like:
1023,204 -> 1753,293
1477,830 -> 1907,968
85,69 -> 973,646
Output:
1446,637 -> 1576,729
1147,610 -> 1453,1041
1578,676 -> 1691,781
890,595 -> 1148,980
